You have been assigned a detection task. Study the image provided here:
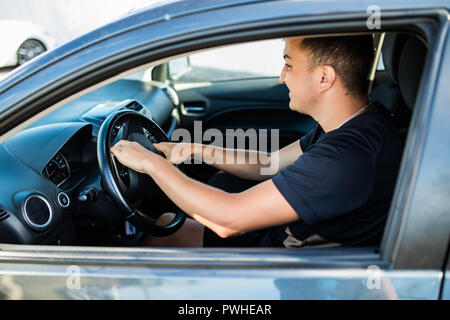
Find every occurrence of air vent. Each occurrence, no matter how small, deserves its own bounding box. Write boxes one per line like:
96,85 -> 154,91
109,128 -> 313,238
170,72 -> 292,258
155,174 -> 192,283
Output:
123,101 -> 143,111
0,208 -> 10,222
22,195 -> 53,230
183,101 -> 206,113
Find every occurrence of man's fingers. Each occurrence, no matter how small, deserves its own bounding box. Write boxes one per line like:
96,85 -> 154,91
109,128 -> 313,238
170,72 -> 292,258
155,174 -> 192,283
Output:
154,142 -> 182,163
111,140 -> 131,154
153,142 -> 166,152
154,142 -> 172,155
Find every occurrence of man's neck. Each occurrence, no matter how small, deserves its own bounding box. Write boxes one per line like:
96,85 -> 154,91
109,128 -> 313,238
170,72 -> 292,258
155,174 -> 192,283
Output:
313,95 -> 370,133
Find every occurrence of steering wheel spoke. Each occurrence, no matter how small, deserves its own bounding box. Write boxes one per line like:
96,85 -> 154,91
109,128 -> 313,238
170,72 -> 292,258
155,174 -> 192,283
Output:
110,154 -> 129,192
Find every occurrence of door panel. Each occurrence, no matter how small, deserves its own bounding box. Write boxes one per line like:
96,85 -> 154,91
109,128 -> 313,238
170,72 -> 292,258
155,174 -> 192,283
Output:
174,77 -> 316,150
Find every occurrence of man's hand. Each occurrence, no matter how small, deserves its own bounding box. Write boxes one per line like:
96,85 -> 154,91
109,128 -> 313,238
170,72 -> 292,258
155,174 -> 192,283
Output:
154,142 -> 195,164
111,140 -> 162,173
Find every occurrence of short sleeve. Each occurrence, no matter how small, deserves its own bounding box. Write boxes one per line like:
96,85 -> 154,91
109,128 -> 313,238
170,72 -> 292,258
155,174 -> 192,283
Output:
272,130 -> 376,225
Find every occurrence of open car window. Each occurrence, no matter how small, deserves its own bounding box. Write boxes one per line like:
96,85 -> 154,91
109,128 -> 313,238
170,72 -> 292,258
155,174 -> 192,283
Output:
169,39 -> 284,83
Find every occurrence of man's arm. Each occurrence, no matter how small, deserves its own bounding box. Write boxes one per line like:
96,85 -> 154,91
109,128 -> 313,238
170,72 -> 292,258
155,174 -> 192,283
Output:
145,156 -> 300,237
155,139 -> 303,181
111,141 -> 300,238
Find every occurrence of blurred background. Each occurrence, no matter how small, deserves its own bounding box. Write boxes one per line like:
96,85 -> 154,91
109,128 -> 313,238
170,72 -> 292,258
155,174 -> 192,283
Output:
0,0 -> 285,83
0,0 -> 163,79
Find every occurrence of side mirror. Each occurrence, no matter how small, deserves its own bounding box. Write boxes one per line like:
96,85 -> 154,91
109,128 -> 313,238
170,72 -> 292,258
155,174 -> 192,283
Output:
168,56 -> 191,81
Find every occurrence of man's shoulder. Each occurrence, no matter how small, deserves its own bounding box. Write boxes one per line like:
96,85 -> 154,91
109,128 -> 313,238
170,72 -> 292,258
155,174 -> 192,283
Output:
342,104 -> 401,136
320,106 -> 401,153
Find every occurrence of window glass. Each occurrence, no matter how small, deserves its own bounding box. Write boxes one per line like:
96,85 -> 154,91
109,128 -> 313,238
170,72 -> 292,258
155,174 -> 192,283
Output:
172,39 -> 285,83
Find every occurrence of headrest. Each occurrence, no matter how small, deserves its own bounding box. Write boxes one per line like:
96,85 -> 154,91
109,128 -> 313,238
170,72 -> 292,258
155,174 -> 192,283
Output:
398,36 -> 427,110
382,33 -> 409,83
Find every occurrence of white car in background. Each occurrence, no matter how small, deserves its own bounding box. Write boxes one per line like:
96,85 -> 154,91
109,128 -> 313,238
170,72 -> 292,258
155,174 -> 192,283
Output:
0,20 -> 55,67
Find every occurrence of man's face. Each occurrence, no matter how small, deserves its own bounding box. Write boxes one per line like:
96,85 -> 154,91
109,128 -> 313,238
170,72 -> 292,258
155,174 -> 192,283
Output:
279,38 -> 317,114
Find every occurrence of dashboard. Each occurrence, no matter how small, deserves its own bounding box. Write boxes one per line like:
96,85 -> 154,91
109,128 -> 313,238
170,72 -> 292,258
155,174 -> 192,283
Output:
0,78 -> 179,245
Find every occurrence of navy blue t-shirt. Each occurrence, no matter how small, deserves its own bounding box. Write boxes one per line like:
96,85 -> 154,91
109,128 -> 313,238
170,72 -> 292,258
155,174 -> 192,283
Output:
271,104 -> 403,247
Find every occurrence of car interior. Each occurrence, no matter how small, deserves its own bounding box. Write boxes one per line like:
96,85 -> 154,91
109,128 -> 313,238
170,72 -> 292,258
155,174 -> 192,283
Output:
0,31 -> 427,248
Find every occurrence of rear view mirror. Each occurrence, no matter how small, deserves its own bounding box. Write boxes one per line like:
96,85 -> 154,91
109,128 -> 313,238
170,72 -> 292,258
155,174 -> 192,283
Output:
168,56 -> 191,80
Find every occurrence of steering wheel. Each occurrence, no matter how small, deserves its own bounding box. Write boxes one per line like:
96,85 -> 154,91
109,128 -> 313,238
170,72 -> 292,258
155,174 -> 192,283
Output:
97,109 -> 186,236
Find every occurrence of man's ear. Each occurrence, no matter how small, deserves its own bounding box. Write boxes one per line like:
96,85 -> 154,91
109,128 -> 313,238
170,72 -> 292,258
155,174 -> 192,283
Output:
317,65 -> 336,92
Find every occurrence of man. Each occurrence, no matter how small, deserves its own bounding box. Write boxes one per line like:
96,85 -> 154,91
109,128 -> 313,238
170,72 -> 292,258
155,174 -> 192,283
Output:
111,35 -> 403,248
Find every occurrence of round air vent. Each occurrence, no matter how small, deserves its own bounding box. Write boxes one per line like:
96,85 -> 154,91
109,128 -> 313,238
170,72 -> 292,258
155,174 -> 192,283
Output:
22,195 -> 53,229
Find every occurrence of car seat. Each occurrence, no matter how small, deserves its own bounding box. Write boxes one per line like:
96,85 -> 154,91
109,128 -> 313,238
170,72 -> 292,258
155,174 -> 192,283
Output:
370,33 -> 427,144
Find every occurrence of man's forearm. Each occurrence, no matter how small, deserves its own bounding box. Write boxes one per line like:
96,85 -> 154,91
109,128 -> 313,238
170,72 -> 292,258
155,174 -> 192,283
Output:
144,155 -> 242,237
192,144 -> 277,181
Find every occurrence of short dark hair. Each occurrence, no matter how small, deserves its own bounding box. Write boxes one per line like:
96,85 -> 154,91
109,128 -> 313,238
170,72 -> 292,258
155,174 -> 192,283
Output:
301,35 -> 374,98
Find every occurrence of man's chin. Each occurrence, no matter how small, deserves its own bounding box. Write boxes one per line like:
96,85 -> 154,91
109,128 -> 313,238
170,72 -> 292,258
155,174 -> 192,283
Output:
289,102 -> 303,114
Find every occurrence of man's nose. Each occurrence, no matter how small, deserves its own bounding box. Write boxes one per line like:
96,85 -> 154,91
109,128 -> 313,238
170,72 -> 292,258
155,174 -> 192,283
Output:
279,68 -> 286,84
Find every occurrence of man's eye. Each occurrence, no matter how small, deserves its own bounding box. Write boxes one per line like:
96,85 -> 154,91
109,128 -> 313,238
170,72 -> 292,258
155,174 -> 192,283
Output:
284,64 -> 292,69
